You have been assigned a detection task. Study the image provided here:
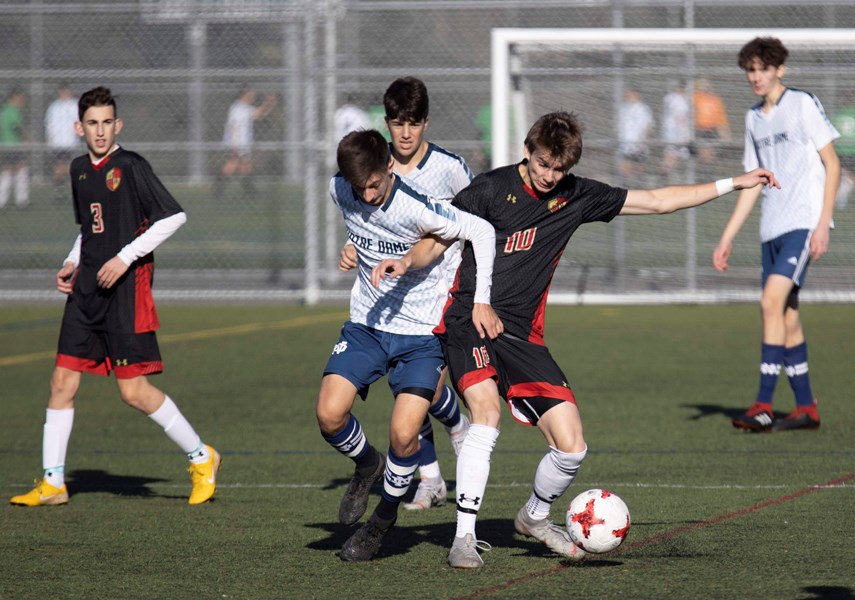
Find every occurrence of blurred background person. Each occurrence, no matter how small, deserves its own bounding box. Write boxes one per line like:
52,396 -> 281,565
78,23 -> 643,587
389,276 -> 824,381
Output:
335,94 -> 371,142
0,88 -> 28,209
216,85 -> 276,199
660,80 -> 691,181
617,87 -> 654,184
45,83 -> 79,201
830,92 -> 855,209
693,78 -> 731,176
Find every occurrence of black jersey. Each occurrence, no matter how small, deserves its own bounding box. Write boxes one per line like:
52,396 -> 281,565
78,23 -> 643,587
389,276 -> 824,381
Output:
64,148 -> 183,334
438,162 -> 627,343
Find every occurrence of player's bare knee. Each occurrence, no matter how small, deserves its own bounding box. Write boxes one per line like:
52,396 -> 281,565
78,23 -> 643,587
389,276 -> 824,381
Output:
316,402 -> 348,436
49,369 -> 79,408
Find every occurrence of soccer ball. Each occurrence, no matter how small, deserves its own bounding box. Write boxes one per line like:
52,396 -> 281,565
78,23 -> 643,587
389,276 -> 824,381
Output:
565,488 -> 631,554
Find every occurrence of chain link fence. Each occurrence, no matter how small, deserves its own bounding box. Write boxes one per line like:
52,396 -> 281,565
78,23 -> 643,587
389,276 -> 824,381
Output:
1,0 -> 853,303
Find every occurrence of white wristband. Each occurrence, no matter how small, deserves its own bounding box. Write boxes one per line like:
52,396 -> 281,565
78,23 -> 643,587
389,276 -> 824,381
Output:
715,178 -> 734,196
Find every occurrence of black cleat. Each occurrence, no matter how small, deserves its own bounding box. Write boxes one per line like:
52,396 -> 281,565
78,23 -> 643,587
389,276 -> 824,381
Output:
772,410 -> 820,431
732,403 -> 774,432
340,516 -> 394,562
339,452 -> 385,525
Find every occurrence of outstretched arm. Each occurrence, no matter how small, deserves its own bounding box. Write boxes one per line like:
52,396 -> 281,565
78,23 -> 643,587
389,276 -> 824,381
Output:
620,168 -> 779,216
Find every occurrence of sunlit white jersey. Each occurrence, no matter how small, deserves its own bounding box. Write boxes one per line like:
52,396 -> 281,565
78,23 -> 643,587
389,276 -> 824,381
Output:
743,88 -> 839,242
396,142 -> 475,283
331,173 -> 494,335
223,100 -> 255,150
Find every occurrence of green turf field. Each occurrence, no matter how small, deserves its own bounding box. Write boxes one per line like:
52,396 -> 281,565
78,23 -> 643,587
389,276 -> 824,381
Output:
1,303 -> 854,599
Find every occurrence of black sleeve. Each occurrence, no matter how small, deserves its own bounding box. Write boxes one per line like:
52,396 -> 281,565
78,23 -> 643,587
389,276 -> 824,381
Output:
576,176 -> 628,224
452,174 -> 493,220
130,156 -> 184,222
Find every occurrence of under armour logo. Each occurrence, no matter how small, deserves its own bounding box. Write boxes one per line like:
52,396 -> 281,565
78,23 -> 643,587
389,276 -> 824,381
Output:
506,194 -> 516,204
459,493 -> 481,506
332,341 -> 348,355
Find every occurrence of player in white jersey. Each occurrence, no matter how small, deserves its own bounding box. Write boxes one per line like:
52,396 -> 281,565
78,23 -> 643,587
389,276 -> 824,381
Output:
320,129 -> 502,562
714,37 -> 841,432
339,77 -> 475,511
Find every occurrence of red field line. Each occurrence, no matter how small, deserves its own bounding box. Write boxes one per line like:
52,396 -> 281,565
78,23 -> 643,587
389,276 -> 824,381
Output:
454,472 -> 855,600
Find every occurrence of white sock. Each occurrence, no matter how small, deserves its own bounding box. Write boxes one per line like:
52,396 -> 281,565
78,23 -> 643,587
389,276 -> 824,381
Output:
14,166 -> 29,206
43,408 -> 75,487
0,171 -> 11,208
147,395 -> 205,458
454,424 -> 499,538
418,460 -> 441,480
525,445 -> 587,520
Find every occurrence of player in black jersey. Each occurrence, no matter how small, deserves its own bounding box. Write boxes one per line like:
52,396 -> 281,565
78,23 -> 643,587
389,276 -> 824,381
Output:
10,87 -> 220,508
375,111 -> 779,568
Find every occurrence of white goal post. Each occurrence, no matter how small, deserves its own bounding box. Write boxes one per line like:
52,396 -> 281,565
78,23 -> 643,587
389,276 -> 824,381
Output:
490,28 -> 855,304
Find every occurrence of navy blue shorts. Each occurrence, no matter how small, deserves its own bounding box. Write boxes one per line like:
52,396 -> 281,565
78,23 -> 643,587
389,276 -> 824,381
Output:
323,321 -> 444,401
762,229 -> 811,288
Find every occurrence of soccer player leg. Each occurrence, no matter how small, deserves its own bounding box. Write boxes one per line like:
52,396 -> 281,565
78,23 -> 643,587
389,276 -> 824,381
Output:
10,366 -> 80,507
515,401 -> 587,560
341,338 -> 439,562
450,379 -> 501,569
319,323 -> 387,526
430,375 -> 469,457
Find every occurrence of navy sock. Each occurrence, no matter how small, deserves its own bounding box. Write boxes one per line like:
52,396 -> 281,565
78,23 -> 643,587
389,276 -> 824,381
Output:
756,343 -> 784,404
784,342 -> 815,408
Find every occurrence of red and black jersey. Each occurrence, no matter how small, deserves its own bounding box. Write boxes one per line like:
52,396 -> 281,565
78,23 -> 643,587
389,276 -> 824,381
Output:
438,162 -> 627,343
63,148 -> 183,334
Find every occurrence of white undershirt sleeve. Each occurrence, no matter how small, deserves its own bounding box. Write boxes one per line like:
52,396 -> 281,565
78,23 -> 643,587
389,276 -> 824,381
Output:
418,202 -> 495,304
117,212 -> 187,266
63,234 -> 82,267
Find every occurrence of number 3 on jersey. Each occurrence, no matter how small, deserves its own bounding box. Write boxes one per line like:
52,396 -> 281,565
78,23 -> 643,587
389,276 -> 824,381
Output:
90,202 -> 104,233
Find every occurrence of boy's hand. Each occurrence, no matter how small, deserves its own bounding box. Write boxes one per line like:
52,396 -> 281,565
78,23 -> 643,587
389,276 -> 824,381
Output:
56,261 -> 76,295
96,256 -> 130,289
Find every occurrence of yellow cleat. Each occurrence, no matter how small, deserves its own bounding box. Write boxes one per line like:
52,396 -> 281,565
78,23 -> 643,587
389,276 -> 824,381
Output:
10,479 -> 69,507
187,445 -> 221,505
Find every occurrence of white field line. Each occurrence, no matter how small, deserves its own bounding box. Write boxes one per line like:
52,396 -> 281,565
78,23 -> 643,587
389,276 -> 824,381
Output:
4,481 -> 852,491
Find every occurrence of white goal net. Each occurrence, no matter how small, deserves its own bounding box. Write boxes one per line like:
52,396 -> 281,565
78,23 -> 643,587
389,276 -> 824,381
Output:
491,29 -> 855,304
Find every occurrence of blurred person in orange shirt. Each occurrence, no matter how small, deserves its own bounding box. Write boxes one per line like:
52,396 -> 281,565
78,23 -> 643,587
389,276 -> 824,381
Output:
693,78 -> 731,167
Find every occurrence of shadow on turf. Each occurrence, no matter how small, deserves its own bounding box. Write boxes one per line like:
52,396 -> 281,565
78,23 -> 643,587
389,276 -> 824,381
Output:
67,469 -> 171,499
306,516 -> 624,565
799,587 -> 855,600
680,403 -> 789,423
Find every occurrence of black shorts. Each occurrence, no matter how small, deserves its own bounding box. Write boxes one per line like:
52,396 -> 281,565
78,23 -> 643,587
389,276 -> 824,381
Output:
439,321 -> 576,426
56,322 -> 163,379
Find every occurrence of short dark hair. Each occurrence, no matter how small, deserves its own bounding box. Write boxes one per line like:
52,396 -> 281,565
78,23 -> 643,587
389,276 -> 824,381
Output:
383,77 -> 429,123
524,112 -> 583,170
78,86 -> 116,121
738,37 -> 789,70
337,129 -> 391,185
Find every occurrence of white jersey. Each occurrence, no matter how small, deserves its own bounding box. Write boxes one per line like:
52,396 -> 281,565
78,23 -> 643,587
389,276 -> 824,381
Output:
331,173 -> 494,335
45,98 -> 79,149
661,91 -> 690,146
618,100 -> 654,156
223,100 -> 255,150
335,104 -> 371,142
743,88 -> 839,242
396,142 -> 475,283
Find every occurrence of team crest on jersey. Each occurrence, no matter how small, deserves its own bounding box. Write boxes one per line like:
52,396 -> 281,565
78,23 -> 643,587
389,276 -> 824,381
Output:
105,168 -> 122,192
547,197 -> 568,213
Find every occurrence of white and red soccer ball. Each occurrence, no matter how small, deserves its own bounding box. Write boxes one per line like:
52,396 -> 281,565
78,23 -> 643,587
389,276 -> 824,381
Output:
566,488 -> 631,554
